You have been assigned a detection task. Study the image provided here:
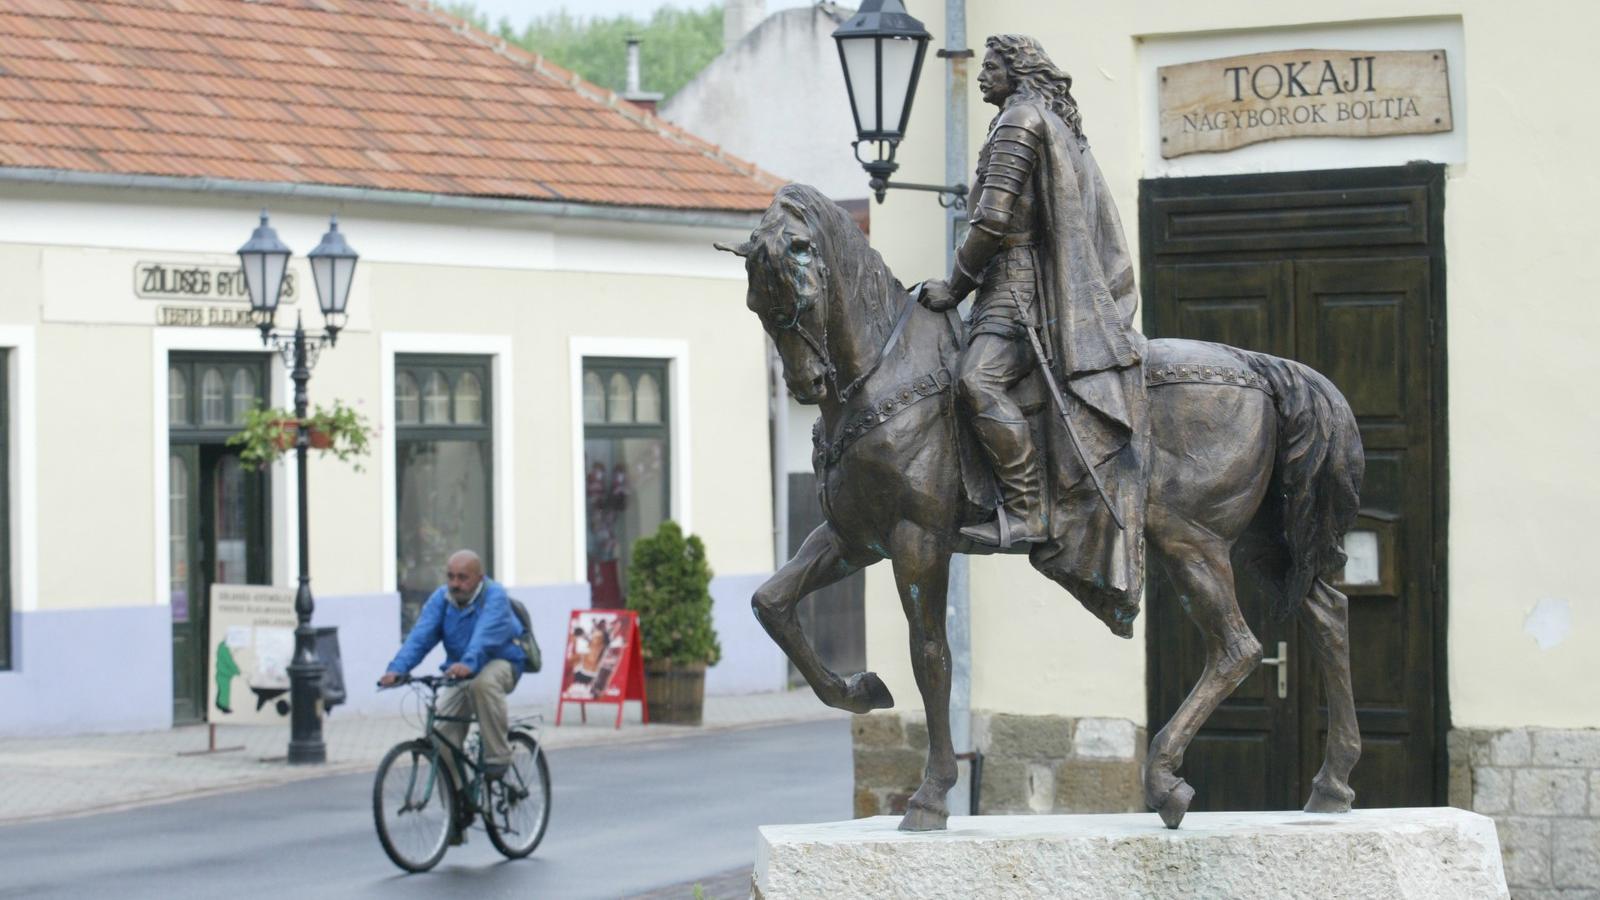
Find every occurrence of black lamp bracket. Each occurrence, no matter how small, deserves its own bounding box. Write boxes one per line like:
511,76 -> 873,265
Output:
852,140 -> 968,210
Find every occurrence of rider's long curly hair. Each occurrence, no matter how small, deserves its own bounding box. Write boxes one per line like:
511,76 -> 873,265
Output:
986,34 -> 1087,149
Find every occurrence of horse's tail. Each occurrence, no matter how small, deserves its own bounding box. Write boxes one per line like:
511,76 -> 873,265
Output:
1243,351 -> 1364,620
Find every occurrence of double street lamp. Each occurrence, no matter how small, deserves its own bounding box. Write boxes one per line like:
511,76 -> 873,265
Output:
237,211 -> 359,765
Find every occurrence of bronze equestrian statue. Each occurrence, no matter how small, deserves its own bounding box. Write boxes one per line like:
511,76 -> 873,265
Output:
717,34 -> 1363,833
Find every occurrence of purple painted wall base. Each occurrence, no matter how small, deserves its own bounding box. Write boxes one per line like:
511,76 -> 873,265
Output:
0,605 -> 172,736
0,573 -> 786,737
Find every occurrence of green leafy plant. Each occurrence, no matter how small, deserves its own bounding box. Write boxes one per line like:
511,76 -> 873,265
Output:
228,400 -> 373,471
626,520 -> 721,667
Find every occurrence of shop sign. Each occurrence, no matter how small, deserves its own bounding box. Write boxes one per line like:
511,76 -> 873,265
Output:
1158,49 -> 1452,158
136,261 -> 296,329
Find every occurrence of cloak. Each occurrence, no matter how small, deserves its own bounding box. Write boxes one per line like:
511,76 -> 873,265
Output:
1014,98 -> 1151,636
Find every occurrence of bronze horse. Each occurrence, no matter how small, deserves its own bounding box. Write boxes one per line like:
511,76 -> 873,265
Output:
719,184 -> 1363,831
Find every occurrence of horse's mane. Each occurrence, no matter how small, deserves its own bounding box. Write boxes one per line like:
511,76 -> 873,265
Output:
771,184 -> 903,345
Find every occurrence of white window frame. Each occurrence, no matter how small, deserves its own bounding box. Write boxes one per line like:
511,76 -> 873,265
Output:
0,326 -> 36,618
151,328 -> 292,606
380,333 -> 515,593
568,337 -> 691,585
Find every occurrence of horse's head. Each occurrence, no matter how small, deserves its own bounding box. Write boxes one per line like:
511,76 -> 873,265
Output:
717,185 -> 840,404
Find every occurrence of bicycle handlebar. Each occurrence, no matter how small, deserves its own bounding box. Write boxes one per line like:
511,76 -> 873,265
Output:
376,673 -> 465,691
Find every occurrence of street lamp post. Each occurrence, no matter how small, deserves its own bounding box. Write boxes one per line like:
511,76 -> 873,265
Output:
833,0 -> 967,208
237,211 -> 359,766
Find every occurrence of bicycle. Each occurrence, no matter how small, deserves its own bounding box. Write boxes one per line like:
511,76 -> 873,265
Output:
373,674 -> 552,872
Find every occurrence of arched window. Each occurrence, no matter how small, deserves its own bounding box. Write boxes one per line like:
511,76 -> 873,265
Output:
168,367 -> 188,425
635,373 -> 661,424
583,372 -> 606,423
230,368 -> 257,424
395,372 -> 421,425
607,372 -> 633,424
423,371 -> 450,424
200,368 -> 226,425
454,372 -> 483,424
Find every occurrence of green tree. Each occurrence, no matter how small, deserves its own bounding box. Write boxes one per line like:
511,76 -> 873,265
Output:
626,520 -> 721,667
441,3 -> 725,100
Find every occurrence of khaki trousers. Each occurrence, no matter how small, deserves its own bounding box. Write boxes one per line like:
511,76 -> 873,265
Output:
437,658 -> 519,775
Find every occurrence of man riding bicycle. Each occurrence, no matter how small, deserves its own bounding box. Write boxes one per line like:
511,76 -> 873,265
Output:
380,549 -> 526,780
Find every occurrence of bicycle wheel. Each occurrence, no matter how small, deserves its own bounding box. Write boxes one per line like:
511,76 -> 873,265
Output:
373,739 -> 456,873
485,731 -> 551,859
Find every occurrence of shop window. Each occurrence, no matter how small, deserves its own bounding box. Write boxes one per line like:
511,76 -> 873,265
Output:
230,369 -> 257,424
200,367 -> 226,425
395,356 -> 493,633
582,358 -> 670,609
454,372 -> 483,425
395,371 -> 420,425
422,371 -> 450,424
169,367 -> 188,426
582,372 -> 605,423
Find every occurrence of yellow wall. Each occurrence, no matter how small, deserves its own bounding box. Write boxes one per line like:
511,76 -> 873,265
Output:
864,1 -> 1600,728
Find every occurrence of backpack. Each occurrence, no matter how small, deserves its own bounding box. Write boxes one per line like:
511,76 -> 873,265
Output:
509,597 -> 542,673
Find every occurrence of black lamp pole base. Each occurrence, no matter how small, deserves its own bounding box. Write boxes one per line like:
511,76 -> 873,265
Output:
286,658 -> 327,765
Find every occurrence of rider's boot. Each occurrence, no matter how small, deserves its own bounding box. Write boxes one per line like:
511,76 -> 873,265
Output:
961,414 -> 1046,549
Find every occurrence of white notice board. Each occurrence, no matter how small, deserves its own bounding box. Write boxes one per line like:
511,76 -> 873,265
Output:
207,584 -> 298,725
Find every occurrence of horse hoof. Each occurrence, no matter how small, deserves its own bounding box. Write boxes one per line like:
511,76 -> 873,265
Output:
844,672 -> 895,713
1304,784 -> 1354,814
897,803 -> 949,832
1155,779 -> 1194,829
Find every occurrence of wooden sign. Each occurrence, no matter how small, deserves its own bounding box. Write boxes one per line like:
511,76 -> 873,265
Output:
1158,49 -> 1452,158
555,609 -> 648,729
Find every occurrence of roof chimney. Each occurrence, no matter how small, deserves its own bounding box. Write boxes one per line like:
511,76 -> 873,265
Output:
723,0 -> 767,50
622,37 -> 664,114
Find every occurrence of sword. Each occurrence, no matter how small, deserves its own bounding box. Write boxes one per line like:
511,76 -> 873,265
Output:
1023,323 -> 1126,531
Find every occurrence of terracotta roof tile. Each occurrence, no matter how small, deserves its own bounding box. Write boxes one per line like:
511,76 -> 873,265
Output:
0,0 -> 781,211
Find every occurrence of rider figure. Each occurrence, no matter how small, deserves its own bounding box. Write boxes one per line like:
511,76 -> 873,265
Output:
920,34 -> 1144,550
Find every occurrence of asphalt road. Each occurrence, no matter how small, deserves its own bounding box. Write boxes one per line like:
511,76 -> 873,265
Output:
0,718 -> 851,900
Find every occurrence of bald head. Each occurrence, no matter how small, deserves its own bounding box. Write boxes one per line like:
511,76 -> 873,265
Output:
445,550 -> 484,603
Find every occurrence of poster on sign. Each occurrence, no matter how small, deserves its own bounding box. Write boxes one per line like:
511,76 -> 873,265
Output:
207,584 -> 298,724
556,609 -> 647,729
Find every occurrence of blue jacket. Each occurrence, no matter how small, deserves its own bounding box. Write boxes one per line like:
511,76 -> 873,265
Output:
387,579 -> 527,676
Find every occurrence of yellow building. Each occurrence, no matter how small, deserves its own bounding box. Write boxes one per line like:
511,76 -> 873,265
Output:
0,1 -> 784,733
845,3 -> 1598,893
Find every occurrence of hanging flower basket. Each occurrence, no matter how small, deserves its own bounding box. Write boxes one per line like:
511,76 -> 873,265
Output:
229,400 -> 372,471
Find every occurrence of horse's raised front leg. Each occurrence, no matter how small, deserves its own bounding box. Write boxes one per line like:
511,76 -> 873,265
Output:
752,523 -> 893,714
1145,526 -> 1263,829
888,521 -> 956,832
1299,578 -> 1360,813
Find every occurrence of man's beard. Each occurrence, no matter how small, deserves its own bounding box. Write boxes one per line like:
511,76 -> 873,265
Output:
449,586 -> 472,604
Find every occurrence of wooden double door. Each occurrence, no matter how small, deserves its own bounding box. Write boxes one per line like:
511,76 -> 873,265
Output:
1140,165 -> 1447,810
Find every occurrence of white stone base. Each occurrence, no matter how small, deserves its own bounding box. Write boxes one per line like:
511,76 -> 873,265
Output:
755,808 -> 1508,899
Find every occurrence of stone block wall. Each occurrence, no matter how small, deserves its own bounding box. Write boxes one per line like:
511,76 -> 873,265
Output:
1448,727 -> 1600,898
853,711 -> 1145,817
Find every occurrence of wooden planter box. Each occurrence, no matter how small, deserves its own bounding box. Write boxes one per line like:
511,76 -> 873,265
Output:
644,661 -> 707,726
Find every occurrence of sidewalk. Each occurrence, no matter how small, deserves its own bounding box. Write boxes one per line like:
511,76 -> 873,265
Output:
0,689 -> 844,825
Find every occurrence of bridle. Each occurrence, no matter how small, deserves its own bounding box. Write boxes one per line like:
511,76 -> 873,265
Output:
766,241 -> 918,406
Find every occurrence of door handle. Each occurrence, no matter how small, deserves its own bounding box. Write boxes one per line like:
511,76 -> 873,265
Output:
1260,641 -> 1288,699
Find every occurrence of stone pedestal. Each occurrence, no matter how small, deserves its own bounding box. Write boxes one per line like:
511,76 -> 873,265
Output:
755,808 -> 1508,899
